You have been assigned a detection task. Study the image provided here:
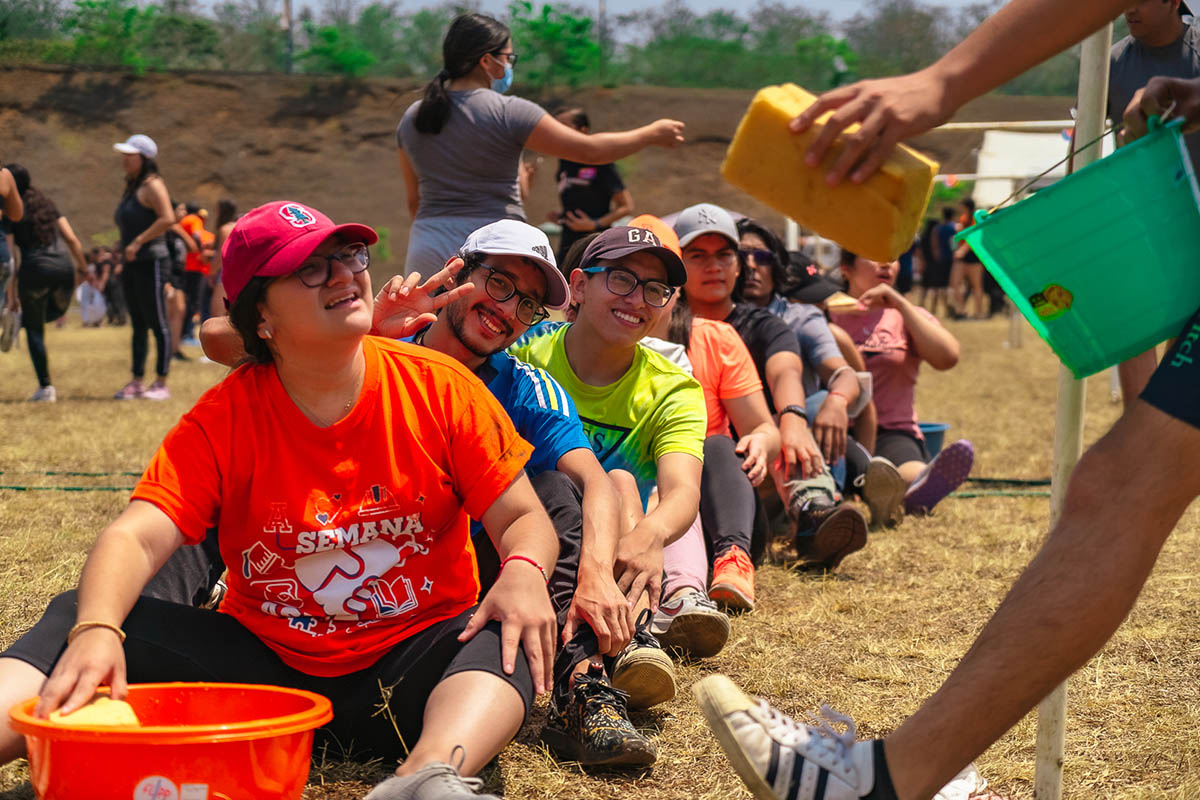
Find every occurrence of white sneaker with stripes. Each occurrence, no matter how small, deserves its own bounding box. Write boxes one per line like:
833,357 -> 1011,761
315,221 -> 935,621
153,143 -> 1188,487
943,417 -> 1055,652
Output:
694,675 -> 876,800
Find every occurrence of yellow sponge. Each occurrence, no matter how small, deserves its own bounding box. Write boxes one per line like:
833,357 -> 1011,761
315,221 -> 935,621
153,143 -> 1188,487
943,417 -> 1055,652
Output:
49,694 -> 140,727
721,83 -> 938,263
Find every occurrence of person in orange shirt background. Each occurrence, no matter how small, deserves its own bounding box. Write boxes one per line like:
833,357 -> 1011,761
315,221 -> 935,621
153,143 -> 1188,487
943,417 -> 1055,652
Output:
177,203 -> 212,347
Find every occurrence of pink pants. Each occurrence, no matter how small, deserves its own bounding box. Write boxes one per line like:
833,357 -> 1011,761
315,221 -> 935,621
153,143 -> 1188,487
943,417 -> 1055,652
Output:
663,513 -> 707,596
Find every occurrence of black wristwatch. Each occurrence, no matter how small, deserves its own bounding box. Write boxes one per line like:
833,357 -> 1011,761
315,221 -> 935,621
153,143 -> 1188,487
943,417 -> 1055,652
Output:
780,405 -> 808,421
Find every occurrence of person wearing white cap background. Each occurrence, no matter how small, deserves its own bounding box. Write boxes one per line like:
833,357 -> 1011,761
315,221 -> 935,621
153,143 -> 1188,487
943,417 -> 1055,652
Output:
374,220 -> 660,767
0,162 -> 25,353
112,133 -> 179,400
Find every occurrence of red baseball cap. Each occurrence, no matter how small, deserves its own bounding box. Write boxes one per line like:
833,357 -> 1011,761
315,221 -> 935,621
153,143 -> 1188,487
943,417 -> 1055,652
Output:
221,201 -> 378,305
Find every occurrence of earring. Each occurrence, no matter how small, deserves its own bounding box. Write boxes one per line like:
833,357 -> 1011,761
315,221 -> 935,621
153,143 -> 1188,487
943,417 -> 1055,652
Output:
262,328 -> 272,340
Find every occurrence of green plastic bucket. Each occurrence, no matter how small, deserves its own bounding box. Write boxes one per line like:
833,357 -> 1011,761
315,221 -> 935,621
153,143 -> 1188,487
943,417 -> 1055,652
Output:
956,117 -> 1200,378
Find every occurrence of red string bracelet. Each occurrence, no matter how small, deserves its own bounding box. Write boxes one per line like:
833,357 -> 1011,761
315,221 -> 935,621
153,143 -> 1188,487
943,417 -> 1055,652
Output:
829,391 -> 851,404
500,554 -> 549,583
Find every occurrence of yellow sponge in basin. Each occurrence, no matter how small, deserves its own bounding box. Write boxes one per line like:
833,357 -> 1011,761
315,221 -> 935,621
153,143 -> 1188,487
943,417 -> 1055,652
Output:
721,83 -> 938,263
49,695 -> 140,726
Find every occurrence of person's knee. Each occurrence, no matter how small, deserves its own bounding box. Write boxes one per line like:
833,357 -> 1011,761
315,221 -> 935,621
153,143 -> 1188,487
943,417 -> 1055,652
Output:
703,434 -> 738,461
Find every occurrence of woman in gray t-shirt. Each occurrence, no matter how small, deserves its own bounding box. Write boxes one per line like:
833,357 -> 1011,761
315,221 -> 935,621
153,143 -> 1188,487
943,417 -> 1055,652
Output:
396,12 -> 686,276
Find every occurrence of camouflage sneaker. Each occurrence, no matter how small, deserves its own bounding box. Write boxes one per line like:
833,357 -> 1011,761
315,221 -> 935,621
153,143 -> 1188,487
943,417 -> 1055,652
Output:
542,663 -> 657,767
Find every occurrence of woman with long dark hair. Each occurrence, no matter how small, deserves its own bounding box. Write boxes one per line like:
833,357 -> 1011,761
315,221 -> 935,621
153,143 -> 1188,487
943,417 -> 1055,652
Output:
396,12 -> 684,276
3,164 -> 87,402
112,134 -> 177,400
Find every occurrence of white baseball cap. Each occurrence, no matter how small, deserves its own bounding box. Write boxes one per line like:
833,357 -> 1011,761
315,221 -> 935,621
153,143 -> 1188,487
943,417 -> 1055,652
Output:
459,220 -> 569,310
673,203 -> 739,249
113,134 -> 158,159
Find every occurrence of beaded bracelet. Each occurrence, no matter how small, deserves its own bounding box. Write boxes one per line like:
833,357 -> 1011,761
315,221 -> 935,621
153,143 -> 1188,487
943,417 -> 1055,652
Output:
67,621 -> 127,644
500,554 -> 549,583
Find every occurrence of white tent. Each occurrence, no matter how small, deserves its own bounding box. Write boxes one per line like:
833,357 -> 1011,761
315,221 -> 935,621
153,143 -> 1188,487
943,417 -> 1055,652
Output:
971,128 -> 1117,208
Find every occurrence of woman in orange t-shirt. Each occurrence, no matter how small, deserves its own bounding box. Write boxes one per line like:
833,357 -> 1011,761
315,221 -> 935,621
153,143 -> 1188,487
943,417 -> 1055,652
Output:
0,201 -> 559,798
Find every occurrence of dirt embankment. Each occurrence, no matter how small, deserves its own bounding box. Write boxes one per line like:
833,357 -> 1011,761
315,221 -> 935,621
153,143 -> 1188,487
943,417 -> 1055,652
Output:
0,65 -> 1072,272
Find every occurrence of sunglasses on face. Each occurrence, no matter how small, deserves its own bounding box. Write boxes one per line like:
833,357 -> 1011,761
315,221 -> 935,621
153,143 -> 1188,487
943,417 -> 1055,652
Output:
477,265 -> 549,326
581,266 -> 675,308
293,243 -> 370,287
739,248 -> 778,269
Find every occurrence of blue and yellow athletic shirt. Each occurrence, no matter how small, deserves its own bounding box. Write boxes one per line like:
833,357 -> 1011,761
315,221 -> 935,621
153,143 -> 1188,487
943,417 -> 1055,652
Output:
508,322 -> 706,508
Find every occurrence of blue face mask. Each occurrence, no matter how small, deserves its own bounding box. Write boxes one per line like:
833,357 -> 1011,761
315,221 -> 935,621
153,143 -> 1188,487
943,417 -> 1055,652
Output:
491,61 -> 513,94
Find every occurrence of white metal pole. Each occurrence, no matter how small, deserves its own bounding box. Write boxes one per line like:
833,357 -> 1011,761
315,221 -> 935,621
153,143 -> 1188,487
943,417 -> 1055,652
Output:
1033,21 -> 1112,800
785,218 -> 799,251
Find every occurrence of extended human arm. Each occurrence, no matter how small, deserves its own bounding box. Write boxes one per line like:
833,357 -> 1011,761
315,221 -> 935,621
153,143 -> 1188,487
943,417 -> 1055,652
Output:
722,392 -> 781,487
555,448 -> 632,656
614,452 -> 701,611
765,350 -> 823,478
34,501 -> 185,717
56,217 -> 88,277
0,167 -> 23,222
524,114 -> 684,165
791,0 -> 1131,185
462,473 -> 559,694
397,148 -> 420,220
859,284 -> 960,370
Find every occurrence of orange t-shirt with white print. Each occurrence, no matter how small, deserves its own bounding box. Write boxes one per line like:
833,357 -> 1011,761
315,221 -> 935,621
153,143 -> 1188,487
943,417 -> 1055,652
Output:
688,317 -> 763,438
179,213 -> 209,274
132,336 -> 533,677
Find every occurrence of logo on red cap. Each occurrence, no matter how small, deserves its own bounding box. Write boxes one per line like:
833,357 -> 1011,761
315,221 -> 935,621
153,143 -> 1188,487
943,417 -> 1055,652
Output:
279,203 -> 316,228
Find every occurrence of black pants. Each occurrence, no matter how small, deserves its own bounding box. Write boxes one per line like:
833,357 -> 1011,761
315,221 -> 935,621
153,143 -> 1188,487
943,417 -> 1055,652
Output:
121,256 -> 171,379
700,435 -> 768,564
474,470 -> 599,709
181,270 -> 208,340
3,593 -> 531,762
17,256 -> 73,387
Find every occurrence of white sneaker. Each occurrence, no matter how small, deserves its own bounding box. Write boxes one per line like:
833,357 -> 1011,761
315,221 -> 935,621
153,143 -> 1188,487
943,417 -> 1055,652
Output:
30,385 -> 57,403
649,588 -> 730,658
363,761 -> 498,800
694,675 -> 876,800
861,457 -> 906,530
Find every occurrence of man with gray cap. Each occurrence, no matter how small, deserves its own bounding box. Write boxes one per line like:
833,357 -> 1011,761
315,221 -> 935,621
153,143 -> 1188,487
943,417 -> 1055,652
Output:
674,203 -> 868,570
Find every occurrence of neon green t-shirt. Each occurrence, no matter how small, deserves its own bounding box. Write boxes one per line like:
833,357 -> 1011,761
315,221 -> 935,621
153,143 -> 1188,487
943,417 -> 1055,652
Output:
508,322 -> 706,507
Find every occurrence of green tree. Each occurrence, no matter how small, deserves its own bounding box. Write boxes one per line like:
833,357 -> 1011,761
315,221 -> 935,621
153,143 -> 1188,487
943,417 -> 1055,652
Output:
507,1 -> 601,92
212,0 -> 290,73
57,0 -> 157,70
297,20 -> 375,76
842,0 -> 948,78
0,0 -> 65,40
140,12 -> 221,68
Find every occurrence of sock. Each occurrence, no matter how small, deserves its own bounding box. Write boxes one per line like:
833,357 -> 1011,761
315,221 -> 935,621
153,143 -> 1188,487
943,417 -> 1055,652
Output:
862,740 -> 900,800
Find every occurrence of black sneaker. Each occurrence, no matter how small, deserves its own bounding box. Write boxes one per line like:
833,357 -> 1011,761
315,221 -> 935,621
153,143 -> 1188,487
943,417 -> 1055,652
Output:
793,496 -> 867,571
542,663 -> 657,767
611,608 -> 677,709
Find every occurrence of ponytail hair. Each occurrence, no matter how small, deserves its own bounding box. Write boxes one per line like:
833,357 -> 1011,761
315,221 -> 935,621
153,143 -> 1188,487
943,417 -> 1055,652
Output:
415,13 -> 510,135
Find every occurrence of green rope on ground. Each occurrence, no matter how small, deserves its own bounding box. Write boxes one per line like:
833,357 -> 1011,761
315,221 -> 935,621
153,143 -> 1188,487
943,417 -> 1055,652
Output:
966,476 -> 1052,486
951,489 -> 1052,498
0,485 -> 134,492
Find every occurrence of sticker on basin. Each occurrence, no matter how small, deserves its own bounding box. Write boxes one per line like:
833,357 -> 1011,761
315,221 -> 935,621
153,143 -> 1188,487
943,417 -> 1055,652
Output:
134,776 -> 177,800
1030,284 -> 1074,321
180,784 -> 209,800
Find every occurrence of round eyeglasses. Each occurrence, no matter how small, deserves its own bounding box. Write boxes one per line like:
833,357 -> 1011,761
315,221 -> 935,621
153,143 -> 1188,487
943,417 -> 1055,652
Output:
293,243 -> 370,287
581,266 -> 675,308
478,265 -> 549,326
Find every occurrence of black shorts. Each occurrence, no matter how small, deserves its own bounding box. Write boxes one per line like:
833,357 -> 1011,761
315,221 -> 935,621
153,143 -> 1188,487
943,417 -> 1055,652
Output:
922,258 -> 952,289
1141,305 -> 1200,429
2,592 -> 532,761
876,427 -> 930,466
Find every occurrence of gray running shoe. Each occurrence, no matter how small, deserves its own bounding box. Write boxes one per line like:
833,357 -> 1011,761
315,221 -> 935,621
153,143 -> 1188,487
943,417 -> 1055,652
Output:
860,456 -> 906,530
363,761 -> 498,800
649,588 -> 730,658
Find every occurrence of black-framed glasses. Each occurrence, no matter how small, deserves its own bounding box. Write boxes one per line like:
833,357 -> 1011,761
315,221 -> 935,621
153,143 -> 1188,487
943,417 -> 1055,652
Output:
478,265 -> 548,326
293,243 -> 370,287
492,49 -> 519,66
581,266 -> 675,308
739,248 -> 778,269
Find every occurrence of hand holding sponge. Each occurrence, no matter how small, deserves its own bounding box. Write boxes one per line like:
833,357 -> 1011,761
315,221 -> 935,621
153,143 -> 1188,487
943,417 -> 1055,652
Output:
722,83 -> 938,263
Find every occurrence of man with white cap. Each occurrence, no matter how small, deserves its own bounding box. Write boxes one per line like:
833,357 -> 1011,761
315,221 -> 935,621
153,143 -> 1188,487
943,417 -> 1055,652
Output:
674,203 -> 868,571
376,220 -> 660,767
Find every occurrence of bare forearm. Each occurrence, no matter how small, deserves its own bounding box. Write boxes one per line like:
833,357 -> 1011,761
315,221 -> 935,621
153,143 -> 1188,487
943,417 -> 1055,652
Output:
931,0 -> 1126,111
573,129 -> 653,165
747,421 -> 781,463
640,486 -> 700,546
578,474 -> 620,576
76,526 -> 164,627
496,508 -> 559,577
897,297 -> 959,368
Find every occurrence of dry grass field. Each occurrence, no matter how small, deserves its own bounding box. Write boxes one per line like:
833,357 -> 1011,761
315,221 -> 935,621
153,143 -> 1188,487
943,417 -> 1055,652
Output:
1,313 -> 1198,799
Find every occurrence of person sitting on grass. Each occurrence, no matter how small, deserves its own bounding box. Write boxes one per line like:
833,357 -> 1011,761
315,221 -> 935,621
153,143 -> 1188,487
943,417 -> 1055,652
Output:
0,200 -> 559,800
199,219 -> 662,767
506,226 -> 715,671
674,203 -> 868,571
830,249 -> 974,522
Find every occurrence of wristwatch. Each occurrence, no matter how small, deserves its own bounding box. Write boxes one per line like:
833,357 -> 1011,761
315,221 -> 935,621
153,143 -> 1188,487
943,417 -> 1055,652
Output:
780,404 -> 808,420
